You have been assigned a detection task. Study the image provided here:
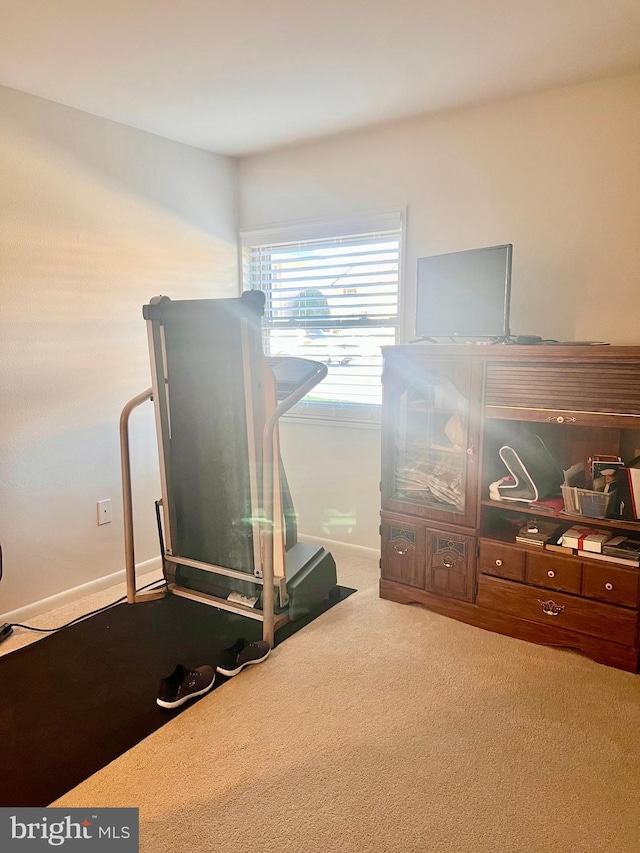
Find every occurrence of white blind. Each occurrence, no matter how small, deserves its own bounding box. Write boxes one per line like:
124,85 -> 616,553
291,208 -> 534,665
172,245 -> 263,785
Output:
241,214 -> 402,423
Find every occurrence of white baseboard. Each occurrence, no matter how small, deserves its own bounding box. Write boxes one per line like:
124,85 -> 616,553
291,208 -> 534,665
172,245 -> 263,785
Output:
298,534 -> 380,561
0,557 -> 163,625
0,541 -> 378,625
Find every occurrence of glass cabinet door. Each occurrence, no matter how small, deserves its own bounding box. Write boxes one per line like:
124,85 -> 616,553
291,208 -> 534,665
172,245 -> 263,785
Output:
382,357 -> 479,528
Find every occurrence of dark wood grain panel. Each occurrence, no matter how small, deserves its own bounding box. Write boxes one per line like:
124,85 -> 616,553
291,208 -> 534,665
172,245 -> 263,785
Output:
485,364 -> 640,415
380,519 -> 426,588
484,409 -> 633,428
426,528 -> 476,602
526,551 -> 582,594
477,575 -> 637,645
581,561 -> 640,609
479,540 -> 525,581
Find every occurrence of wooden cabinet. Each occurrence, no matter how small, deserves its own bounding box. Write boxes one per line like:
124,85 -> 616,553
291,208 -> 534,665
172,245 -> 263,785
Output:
381,518 -> 476,601
380,354 -> 482,528
380,345 -> 640,673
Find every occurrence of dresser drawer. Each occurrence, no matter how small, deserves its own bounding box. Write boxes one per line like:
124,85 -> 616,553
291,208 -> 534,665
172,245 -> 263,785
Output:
581,562 -> 640,609
477,575 -> 638,646
479,540 -> 525,581
526,551 -> 581,595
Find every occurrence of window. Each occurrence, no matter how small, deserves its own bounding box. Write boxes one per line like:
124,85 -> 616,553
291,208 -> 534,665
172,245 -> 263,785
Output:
241,212 -> 403,424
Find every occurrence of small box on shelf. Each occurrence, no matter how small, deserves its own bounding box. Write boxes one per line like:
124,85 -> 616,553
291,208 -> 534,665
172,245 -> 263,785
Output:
561,525 -> 612,552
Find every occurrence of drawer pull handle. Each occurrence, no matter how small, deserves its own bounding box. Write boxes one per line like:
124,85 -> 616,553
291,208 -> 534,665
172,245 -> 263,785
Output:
605,582 -> 613,591
547,570 -> 555,578
495,559 -> 503,567
545,414 -> 578,424
443,557 -> 456,568
393,543 -> 408,556
538,599 -> 565,617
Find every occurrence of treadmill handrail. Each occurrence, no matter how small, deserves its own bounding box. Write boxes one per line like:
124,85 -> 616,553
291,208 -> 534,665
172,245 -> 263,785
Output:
260,357 -> 327,646
267,357 -> 328,420
120,388 -> 154,603
121,358 -> 328,643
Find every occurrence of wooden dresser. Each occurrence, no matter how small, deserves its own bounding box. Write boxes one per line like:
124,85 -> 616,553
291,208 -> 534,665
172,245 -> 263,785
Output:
379,345 -> 640,672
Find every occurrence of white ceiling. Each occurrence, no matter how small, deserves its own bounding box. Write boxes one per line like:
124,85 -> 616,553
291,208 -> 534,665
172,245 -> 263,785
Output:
2,0 -> 640,157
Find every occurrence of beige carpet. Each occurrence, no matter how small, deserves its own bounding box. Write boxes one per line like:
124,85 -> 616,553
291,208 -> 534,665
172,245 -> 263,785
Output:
14,554 -> 640,851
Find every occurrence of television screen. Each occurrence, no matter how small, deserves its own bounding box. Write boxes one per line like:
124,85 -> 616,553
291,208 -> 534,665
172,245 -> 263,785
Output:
416,244 -> 512,339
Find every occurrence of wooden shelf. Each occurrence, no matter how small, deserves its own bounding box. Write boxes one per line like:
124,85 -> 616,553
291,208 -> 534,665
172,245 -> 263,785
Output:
481,499 -> 640,533
382,344 -> 640,672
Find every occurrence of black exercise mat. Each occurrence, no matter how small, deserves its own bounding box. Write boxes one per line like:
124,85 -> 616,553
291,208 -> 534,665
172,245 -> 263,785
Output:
0,586 -> 355,807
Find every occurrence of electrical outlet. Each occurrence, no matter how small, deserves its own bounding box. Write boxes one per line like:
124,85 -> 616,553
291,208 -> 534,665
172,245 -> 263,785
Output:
97,499 -> 112,525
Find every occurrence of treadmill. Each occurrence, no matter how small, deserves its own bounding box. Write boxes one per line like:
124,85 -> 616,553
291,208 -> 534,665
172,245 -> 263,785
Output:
120,292 -> 337,645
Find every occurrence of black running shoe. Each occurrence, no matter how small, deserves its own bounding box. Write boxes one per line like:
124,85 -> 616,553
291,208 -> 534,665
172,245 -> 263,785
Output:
156,664 -> 215,709
216,638 -> 271,677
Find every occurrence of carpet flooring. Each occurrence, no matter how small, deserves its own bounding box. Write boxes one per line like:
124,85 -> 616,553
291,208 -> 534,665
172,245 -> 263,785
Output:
0,586 -> 354,807
50,554 -> 640,853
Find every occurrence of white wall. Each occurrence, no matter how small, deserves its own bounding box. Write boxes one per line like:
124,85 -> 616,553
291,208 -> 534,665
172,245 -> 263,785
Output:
3,73 -> 638,609
0,86 -> 239,616
238,73 -> 640,550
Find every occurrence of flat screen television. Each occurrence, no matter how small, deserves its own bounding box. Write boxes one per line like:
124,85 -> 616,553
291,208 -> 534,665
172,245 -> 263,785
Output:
416,244 -> 512,339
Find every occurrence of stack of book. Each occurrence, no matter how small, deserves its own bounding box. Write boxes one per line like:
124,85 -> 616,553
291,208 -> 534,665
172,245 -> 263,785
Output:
544,525 -> 611,555
515,519 -> 563,547
547,525 -> 640,568
598,536 -> 640,567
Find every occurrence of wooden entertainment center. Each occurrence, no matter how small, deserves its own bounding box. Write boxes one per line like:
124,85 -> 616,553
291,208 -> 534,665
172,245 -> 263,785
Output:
380,345 -> 640,672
